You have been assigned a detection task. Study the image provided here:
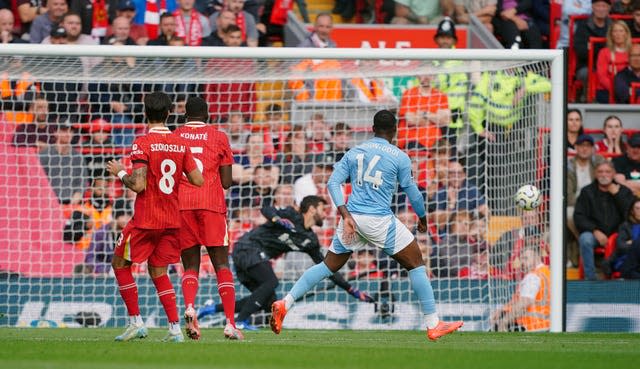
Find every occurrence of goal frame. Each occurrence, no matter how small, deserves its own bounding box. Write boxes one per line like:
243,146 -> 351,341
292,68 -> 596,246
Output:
0,44 -> 565,332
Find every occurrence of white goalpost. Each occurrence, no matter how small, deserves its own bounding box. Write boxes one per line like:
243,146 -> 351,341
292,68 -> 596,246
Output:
0,44 -> 564,333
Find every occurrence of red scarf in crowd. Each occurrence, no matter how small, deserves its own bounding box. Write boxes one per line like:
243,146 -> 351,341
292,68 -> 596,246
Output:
173,9 -> 203,46
91,0 -> 108,37
144,0 -> 167,38
234,10 -> 246,41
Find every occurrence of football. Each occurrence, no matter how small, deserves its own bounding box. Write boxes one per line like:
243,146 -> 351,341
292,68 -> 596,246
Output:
515,184 -> 541,211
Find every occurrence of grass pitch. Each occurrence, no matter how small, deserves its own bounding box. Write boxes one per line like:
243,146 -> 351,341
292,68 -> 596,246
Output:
0,328 -> 638,369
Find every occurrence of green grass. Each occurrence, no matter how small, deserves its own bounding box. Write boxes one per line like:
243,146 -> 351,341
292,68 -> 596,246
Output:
0,328 -> 638,369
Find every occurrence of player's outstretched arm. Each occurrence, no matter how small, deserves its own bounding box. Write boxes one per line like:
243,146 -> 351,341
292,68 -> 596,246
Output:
186,168 -> 204,187
107,160 -> 147,193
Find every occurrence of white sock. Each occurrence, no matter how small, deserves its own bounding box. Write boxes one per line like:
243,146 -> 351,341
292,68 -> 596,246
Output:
425,313 -> 439,330
284,294 -> 295,310
130,315 -> 144,326
169,322 -> 181,334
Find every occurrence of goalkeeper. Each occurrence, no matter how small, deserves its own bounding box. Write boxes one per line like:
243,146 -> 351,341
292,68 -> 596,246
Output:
198,195 -> 374,328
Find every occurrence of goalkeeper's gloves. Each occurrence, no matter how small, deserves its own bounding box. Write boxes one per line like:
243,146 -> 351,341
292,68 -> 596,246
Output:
348,287 -> 375,303
272,216 -> 295,231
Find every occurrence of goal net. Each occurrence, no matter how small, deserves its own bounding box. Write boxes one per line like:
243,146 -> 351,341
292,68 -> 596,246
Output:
0,45 -> 563,332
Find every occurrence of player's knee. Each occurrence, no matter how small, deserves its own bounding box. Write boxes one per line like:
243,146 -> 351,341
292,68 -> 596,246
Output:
111,255 -> 130,269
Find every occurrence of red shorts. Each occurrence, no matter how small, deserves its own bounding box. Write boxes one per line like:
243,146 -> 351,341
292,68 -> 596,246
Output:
114,223 -> 181,267
179,210 -> 229,250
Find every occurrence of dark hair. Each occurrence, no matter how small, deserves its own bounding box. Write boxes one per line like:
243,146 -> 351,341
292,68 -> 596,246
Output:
144,91 -> 172,123
333,122 -> 351,135
300,195 -> 327,214
373,109 -> 397,133
185,96 -> 209,121
224,24 -> 242,34
62,12 -> 82,22
567,108 -> 582,120
160,12 -> 174,21
265,103 -> 282,114
628,197 -> 640,222
283,125 -> 305,157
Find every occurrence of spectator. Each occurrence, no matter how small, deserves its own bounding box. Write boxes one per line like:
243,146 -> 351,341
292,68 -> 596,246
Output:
612,0 -> 634,15
613,131 -> 640,194
491,246 -> 550,332
202,8 -> 234,46
614,43 -> 640,104
12,97 -> 57,150
173,0 -> 210,46
233,164 -> 279,212
566,109 -> 585,155
147,12 -> 177,45
627,1 -> 640,38
103,16 -> 136,45
68,0 -> 107,38
273,183 -> 295,209
219,111 -> 250,151
166,93 -> 187,131
602,197 -> 640,277
0,8 -> 28,43
29,0 -> 68,43
297,12 -> 335,48
347,248 -> 384,280
492,207 -> 549,280
595,20 -> 631,103
329,122 -> 352,162
84,198 -> 132,274
428,161 -> 488,231
39,120 -> 88,205
16,0 -> 46,37
458,248 -> 500,279
106,0 -> 149,44
259,0 -> 309,45
83,118 -> 115,179
305,113 -> 331,153
275,125 -> 312,184
221,23 -> 243,46
262,103 -> 289,153
232,132 -> 276,185
574,161 -> 634,280
42,12 -> 99,45
209,0 -> 258,47
293,153 -> 334,205
493,0 -> 543,49
567,134 -> 605,267
398,74 -> 450,151
392,0 -> 443,25
432,17 -> 469,146
595,115 -> 626,158
0,57 -> 38,114
454,0 -> 496,32
573,0 -> 612,101
556,0 -> 590,49
48,24 -> 68,44
431,210 -> 475,277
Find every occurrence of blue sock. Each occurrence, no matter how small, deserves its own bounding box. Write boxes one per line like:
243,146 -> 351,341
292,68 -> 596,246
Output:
408,265 -> 436,315
289,262 -> 333,300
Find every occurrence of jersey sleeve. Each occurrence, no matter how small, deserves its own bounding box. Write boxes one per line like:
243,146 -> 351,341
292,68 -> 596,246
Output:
219,133 -> 234,166
327,154 -> 350,207
182,140 -> 199,175
130,138 -> 148,169
398,154 -> 426,218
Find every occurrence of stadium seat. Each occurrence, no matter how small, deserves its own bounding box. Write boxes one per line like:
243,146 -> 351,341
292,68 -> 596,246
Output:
578,233 -> 620,280
587,37 -> 608,103
487,216 -> 522,246
567,15 -> 588,103
630,82 -> 640,104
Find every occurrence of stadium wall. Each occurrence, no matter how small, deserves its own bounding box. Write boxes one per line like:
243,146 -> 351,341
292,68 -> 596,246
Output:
2,279 -> 638,332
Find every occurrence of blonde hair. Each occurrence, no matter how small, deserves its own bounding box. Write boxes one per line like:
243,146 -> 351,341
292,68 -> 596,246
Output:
607,20 -> 632,52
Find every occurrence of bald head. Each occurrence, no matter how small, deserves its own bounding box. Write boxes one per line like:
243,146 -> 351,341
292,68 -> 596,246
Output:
112,16 -> 131,41
0,9 -> 14,34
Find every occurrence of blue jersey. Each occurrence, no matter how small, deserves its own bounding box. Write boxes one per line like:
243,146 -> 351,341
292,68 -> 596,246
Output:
328,137 -> 426,218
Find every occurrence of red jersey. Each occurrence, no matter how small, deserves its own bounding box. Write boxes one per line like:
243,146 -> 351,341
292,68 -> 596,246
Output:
129,127 -> 198,229
174,122 -> 234,212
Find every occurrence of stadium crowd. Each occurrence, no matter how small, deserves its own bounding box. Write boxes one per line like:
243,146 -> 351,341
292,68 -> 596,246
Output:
1,0 -> 640,284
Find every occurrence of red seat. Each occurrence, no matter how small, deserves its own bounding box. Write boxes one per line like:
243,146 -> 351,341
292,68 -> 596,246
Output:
578,233 -> 620,279
587,37 -> 608,103
567,15 -> 589,103
630,82 -> 640,104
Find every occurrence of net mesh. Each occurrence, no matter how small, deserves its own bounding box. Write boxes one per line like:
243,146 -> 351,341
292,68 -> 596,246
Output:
0,50 -> 553,331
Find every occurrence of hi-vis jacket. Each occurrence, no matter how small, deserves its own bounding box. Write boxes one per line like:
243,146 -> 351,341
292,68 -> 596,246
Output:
433,59 -> 468,130
468,71 -> 551,134
517,264 -> 551,332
